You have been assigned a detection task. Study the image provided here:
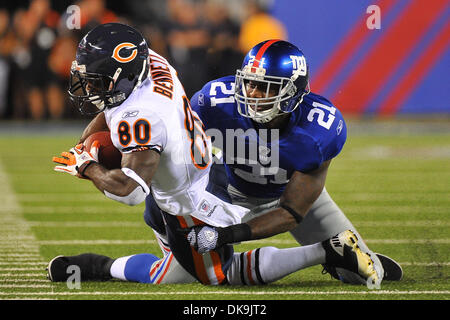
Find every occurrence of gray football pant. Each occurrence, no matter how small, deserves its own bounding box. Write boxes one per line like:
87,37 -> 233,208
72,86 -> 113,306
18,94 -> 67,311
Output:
151,186 -> 377,284
231,185 -> 371,253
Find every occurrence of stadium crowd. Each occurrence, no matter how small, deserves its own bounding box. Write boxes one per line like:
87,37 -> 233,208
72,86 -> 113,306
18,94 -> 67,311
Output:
0,0 -> 287,120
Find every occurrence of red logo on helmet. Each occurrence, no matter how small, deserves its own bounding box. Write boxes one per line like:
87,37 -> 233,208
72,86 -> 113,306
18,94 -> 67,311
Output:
112,42 -> 138,63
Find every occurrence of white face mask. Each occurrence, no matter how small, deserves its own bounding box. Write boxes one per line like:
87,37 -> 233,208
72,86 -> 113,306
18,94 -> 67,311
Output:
235,69 -> 305,123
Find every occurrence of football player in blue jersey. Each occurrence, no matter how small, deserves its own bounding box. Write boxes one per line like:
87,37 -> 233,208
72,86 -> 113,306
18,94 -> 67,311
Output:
183,39 -> 402,284
47,26 -> 384,288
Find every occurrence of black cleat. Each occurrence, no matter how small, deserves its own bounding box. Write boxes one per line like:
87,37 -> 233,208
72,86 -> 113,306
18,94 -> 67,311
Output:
376,253 -> 403,281
322,230 -> 381,289
47,253 -> 114,282
322,253 -> 402,283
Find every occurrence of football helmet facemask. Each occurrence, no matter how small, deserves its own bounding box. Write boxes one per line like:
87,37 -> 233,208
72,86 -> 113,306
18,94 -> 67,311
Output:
235,39 -> 310,123
69,23 -> 150,115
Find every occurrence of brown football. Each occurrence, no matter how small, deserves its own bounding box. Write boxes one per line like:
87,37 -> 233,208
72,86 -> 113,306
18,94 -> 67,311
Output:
83,131 -> 122,169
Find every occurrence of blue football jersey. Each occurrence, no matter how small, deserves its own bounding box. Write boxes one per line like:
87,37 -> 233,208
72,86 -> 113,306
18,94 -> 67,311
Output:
190,76 -> 347,198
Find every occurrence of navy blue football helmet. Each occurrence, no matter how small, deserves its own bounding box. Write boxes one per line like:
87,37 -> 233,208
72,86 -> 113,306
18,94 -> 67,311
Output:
235,39 -> 310,123
69,23 -> 149,115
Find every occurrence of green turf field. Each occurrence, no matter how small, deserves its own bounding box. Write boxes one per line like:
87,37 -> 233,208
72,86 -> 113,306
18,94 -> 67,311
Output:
0,124 -> 449,301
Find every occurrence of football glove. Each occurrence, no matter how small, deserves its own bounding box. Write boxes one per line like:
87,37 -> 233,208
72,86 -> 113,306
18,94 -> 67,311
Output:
186,225 -> 221,254
53,141 -> 99,178
184,223 -> 252,254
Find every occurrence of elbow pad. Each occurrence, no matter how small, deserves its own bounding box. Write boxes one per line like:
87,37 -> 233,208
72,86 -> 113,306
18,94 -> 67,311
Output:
104,168 -> 150,206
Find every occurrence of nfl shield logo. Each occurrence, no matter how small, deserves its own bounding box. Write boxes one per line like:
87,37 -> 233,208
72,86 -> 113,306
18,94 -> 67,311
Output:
200,200 -> 210,213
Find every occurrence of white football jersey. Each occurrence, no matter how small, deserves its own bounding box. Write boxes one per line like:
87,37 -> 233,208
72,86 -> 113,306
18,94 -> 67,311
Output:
104,49 -> 247,227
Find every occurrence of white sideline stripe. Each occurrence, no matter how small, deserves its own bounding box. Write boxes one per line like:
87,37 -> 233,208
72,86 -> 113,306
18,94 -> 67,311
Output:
13,239 -> 449,245
0,290 -> 448,296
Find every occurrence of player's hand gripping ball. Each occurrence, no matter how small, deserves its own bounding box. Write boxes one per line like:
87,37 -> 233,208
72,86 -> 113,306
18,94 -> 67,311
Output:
83,131 -> 122,169
52,142 -> 99,178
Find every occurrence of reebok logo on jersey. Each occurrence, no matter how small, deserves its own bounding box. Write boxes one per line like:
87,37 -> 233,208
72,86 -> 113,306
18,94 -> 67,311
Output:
122,110 -> 139,118
336,120 -> 344,135
198,93 -> 204,106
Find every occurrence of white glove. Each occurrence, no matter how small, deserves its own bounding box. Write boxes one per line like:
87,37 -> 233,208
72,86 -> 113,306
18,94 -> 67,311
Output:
53,142 -> 99,178
186,226 -> 220,254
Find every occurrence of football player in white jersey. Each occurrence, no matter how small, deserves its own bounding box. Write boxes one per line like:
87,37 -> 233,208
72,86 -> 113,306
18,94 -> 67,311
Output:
49,23 -> 380,288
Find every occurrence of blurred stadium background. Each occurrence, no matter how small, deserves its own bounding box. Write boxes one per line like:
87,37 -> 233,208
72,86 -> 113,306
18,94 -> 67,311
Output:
0,0 -> 449,301
0,0 -> 448,120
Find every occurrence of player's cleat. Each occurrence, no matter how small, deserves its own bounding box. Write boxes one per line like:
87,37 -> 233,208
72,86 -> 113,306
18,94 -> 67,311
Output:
322,230 -> 382,289
322,253 -> 402,283
376,253 -> 403,281
47,253 -> 114,282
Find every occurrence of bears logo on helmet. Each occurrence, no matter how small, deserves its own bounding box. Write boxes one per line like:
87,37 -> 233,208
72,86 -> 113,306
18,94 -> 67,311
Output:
68,23 -> 150,115
112,42 -> 138,63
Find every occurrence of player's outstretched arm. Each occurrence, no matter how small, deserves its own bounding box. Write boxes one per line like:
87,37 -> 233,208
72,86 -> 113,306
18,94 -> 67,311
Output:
185,160 -> 331,253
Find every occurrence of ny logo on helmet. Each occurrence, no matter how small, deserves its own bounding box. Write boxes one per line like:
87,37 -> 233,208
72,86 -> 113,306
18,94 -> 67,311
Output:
290,55 -> 307,77
112,42 -> 138,63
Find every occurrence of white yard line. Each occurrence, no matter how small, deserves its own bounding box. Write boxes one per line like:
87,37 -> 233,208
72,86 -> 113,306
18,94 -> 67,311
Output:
0,158 -> 448,299
0,284 -> 52,288
0,160 -> 50,292
0,290 -> 448,297
0,279 -> 49,283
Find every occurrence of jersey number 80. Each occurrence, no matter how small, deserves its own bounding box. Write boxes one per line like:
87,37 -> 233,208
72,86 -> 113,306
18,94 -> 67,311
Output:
117,119 -> 151,147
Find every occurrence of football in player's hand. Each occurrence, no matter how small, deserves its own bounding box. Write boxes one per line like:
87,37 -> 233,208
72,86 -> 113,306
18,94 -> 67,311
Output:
83,131 -> 122,169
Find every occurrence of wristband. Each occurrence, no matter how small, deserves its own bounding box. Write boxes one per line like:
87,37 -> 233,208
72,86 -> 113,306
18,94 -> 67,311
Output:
280,204 -> 303,224
77,160 -> 96,178
218,223 -> 252,246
